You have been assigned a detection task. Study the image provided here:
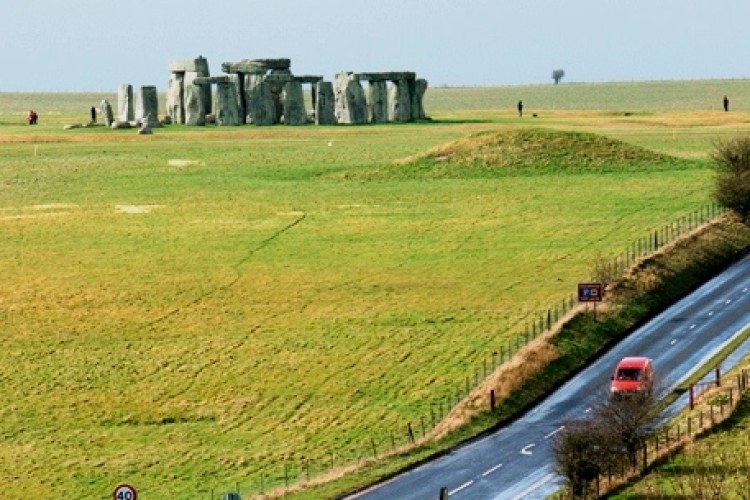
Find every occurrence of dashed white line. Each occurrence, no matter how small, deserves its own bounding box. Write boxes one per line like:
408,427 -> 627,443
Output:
449,480 -> 474,495
545,426 -> 566,439
482,463 -> 504,477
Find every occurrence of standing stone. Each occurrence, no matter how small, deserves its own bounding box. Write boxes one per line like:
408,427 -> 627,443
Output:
192,56 -> 211,114
315,81 -> 336,125
184,84 -> 206,126
228,74 -> 245,123
367,80 -> 388,123
117,84 -> 134,122
135,86 -> 160,127
388,79 -> 412,122
245,76 -> 276,126
267,71 -> 290,124
334,72 -> 367,124
215,81 -> 241,126
166,73 -> 185,124
281,81 -> 307,125
412,78 -> 429,120
99,99 -> 114,126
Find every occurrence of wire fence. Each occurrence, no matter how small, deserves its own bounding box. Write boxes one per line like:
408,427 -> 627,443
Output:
210,202 -> 728,499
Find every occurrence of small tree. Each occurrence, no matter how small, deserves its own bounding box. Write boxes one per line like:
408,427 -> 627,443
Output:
554,386 -> 660,496
712,136 -> 750,222
593,388 -> 659,468
552,69 -> 565,84
553,419 -> 610,496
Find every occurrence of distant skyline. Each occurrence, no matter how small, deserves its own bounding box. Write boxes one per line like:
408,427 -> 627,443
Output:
2,0 -> 749,92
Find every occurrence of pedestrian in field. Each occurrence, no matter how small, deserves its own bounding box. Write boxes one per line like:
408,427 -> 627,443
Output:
27,110 -> 38,125
90,106 -> 97,123
723,95 -> 729,112
517,100 -> 523,117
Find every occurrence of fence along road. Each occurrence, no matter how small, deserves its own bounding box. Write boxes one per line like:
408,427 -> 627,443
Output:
349,254 -> 750,500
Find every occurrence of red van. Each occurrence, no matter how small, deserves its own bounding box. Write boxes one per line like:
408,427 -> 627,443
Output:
610,357 -> 654,395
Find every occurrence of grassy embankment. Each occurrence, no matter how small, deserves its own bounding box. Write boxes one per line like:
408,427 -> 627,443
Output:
1,81 -> 749,497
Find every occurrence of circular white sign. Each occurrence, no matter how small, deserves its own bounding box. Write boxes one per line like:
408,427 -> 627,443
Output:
113,484 -> 137,500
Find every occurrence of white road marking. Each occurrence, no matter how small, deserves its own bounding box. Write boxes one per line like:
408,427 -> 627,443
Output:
449,480 -> 474,495
511,472 -> 557,500
482,463 -> 504,477
545,426 -> 566,439
520,444 -> 536,455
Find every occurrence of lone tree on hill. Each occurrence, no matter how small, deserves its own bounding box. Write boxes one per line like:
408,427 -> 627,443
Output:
712,136 -> 750,222
552,69 -> 565,84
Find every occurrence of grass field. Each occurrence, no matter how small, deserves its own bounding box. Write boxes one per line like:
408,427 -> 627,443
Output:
1,80 -> 749,498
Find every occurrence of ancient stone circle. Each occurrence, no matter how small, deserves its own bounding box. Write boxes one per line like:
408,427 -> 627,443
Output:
111,56 -> 427,129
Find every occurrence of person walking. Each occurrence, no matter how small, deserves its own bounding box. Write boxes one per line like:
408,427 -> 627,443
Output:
723,95 -> 729,112
90,106 -> 97,123
517,100 -> 523,117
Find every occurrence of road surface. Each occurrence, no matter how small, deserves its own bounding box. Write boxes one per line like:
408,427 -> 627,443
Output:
351,254 -> 750,499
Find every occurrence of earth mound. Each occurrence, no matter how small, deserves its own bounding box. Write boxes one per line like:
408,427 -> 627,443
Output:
369,129 -> 687,179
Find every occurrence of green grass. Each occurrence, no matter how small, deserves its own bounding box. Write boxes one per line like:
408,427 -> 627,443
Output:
0,81 -> 749,497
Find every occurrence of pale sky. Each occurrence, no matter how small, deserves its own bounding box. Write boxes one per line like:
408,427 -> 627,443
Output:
2,0 -> 749,91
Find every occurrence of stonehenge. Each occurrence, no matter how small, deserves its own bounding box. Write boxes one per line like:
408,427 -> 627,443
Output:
165,56 -> 428,127
72,57 -> 427,132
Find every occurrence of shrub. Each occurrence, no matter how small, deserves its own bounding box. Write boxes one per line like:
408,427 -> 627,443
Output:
712,137 -> 750,222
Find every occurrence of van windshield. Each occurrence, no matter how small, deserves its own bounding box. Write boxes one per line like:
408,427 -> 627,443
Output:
616,368 -> 642,381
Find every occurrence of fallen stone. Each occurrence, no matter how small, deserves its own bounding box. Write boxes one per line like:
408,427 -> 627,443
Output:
111,120 -> 132,129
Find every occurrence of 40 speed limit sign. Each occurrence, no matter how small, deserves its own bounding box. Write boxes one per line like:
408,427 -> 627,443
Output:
113,483 -> 137,500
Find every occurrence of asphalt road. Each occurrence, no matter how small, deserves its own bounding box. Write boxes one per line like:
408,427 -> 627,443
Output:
350,254 -> 750,500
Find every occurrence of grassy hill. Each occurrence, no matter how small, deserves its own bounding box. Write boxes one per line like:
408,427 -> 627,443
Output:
0,80 -> 747,497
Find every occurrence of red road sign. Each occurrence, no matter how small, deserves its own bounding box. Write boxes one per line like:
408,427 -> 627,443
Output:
578,282 -> 603,302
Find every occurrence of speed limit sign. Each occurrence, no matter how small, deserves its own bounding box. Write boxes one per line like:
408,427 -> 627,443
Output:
113,483 -> 137,500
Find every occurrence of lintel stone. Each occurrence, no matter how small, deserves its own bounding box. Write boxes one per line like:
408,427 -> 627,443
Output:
353,71 -> 416,82
193,76 -> 232,85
